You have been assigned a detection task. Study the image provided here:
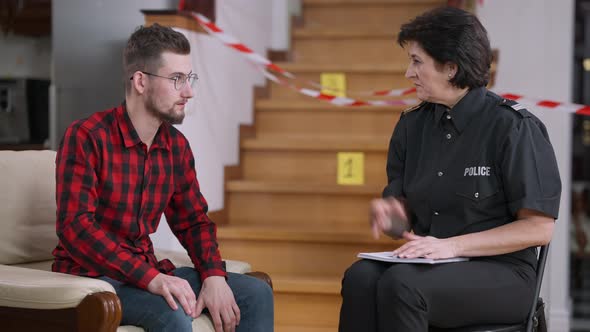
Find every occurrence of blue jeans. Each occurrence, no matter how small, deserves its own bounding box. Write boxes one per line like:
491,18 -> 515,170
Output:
99,267 -> 274,332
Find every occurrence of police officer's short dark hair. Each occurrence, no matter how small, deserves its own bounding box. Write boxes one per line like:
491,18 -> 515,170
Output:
397,6 -> 492,89
123,23 -> 191,92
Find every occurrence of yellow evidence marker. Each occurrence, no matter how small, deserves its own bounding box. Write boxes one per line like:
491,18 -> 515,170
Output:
321,72 -> 347,97
337,152 -> 365,185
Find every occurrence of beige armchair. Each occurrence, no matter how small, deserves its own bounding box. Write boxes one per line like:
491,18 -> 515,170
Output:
0,150 -> 271,332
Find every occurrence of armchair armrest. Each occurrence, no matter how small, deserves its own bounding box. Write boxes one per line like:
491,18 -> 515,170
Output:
155,248 -> 252,274
0,265 -> 121,332
0,264 -> 115,309
154,249 -> 271,288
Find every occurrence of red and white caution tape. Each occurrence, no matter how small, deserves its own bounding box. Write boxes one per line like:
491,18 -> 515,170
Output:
262,69 -> 418,107
189,12 -> 294,78
499,93 -> 590,116
187,11 -> 416,98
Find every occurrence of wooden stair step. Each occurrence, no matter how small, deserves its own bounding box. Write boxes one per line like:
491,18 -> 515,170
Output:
269,62 -> 410,100
256,99 -> 406,111
275,62 -> 406,73
219,225 -> 396,245
273,275 -> 341,295
227,180 -> 381,195
301,0 -> 445,36
293,28 -> 397,39
241,136 -> 389,151
291,25 -> 404,67
255,100 -> 404,138
217,226 -> 401,278
277,326 -> 336,332
292,33 -> 404,65
272,275 -> 343,329
226,181 -> 383,227
241,137 -> 388,184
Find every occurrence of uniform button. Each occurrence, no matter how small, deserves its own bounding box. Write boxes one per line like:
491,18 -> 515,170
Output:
474,192 -> 479,198
434,211 -> 439,216
446,133 -> 452,139
437,171 -> 443,177
446,114 -> 452,120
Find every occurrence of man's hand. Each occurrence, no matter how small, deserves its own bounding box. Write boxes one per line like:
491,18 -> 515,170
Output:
195,276 -> 240,332
147,273 -> 197,318
392,232 -> 457,259
370,197 -> 409,239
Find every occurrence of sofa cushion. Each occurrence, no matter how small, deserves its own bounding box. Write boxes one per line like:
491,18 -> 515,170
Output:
0,264 -> 115,309
0,150 -> 58,265
11,260 -> 54,271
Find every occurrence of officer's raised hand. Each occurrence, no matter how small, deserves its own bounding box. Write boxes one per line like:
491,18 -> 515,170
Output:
370,197 -> 410,239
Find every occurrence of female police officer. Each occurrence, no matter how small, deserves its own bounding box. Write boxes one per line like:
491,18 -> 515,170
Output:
338,6 -> 561,332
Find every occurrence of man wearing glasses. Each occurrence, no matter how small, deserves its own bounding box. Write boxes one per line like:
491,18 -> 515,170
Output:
52,23 -> 273,332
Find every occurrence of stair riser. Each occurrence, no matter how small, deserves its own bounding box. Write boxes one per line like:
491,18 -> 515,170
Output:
292,38 -> 405,65
277,325 -> 336,332
227,191 -> 378,228
255,110 -> 400,138
302,2 -> 444,32
242,150 -> 388,185
219,238 -> 395,278
269,72 -> 410,100
275,292 -> 341,328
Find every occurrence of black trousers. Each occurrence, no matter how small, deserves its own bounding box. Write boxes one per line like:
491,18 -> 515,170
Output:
338,258 -> 536,332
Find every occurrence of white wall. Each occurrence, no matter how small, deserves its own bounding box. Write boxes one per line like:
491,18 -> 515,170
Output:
52,0 -> 174,145
479,1 -> 574,330
0,35 -> 51,79
271,0 -> 290,50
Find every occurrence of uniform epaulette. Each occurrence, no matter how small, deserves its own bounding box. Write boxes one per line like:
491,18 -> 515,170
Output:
402,102 -> 425,115
499,98 -> 532,118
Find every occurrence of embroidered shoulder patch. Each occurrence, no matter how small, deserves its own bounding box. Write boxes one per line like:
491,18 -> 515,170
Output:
499,99 -> 532,118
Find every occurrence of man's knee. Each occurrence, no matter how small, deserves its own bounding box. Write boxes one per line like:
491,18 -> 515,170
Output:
243,276 -> 273,307
152,304 -> 192,331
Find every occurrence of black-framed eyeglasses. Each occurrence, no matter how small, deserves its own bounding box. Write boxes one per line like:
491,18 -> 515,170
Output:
130,71 -> 198,91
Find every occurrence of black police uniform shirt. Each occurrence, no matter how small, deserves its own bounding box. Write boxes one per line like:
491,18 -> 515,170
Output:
383,86 -> 561,269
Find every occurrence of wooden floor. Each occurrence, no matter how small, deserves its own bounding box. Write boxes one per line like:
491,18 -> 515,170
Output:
214,1 -> 446,330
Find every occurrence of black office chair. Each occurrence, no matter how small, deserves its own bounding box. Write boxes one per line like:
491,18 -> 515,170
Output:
429,244 -> 550,332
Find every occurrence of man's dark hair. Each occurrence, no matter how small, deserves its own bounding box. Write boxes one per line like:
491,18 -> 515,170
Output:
397,6 -> 492,89
123,23 -> 190,92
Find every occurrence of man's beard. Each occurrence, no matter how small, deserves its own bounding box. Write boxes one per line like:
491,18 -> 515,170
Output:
145,92 -> 185,125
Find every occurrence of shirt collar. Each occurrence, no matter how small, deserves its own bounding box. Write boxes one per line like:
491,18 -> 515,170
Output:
433,86 -> 487,133
152,124 -> 171,151
116,102 -> 171,151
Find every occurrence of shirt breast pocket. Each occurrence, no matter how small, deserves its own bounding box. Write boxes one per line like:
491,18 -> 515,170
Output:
455,177 -> 499,203
453,176 -> 506,234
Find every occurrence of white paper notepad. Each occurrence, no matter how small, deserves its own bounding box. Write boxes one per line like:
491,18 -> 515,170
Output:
357,251 -> 469,264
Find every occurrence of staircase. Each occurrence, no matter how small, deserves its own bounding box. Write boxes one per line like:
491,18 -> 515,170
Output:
215,1 -> 445,331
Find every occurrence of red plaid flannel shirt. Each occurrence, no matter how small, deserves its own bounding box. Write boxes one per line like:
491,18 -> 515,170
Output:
52,104 -> 226,289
